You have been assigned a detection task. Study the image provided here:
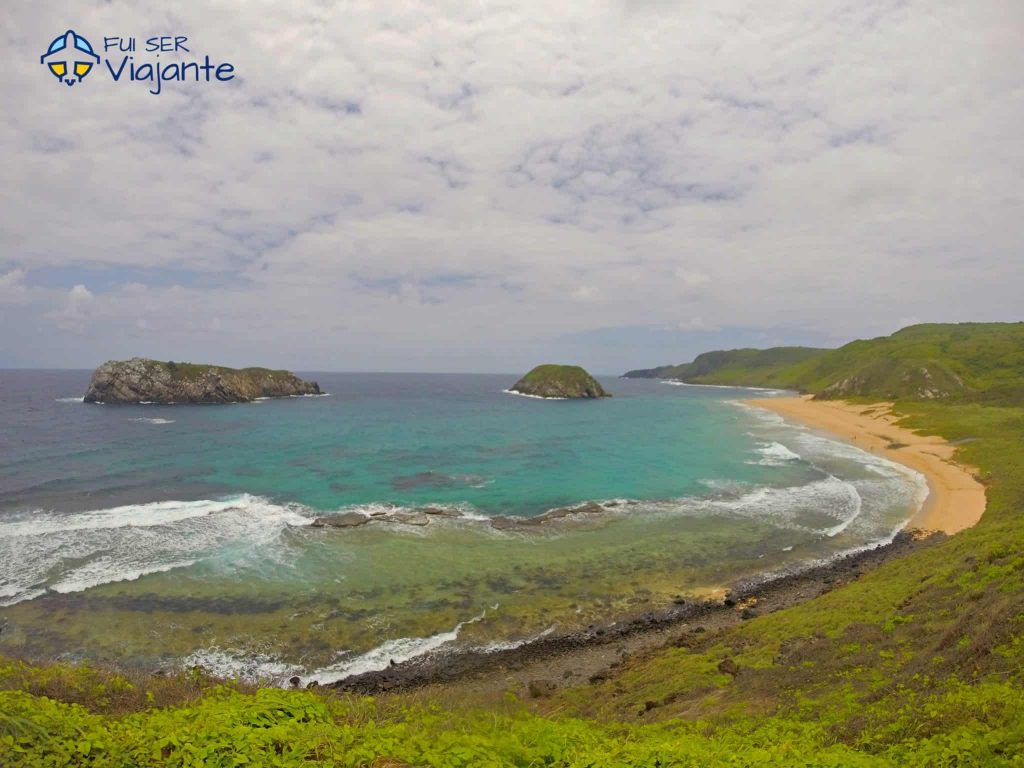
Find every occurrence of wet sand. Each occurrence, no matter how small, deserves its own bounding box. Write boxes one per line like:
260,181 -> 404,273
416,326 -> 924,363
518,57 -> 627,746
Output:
745,396 -> 986,534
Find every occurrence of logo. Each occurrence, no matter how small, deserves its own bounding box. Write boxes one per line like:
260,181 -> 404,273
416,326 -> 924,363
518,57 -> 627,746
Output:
41,29 -> 99,86
38,30 -> 236,96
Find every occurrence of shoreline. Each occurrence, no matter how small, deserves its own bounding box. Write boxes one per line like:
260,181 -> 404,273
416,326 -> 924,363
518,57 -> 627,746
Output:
744,396 -> 986,535
314,395 -> 984,697
322,530 -> 935,697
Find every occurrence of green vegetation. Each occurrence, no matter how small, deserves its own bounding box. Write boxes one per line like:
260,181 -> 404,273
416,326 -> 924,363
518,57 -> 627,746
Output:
625,322 -> 1024,402
624,347 -> 825,387
5,322 -> 1024,765
782,323 -> 1024,402
510,364 -> 609,398
158,360 -> 293,381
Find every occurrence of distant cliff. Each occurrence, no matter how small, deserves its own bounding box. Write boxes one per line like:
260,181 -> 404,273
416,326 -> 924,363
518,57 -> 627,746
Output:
624,347 -> 825,387
509,364 -> 609,399
83,358 -> 321,404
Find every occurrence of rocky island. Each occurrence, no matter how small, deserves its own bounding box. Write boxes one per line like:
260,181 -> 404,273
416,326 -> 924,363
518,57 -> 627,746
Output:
83,358 -> 322,404
508,364 -> 609,399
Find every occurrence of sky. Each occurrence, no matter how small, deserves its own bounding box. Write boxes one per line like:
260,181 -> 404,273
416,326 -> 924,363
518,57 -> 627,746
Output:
1,1 -> 1022,374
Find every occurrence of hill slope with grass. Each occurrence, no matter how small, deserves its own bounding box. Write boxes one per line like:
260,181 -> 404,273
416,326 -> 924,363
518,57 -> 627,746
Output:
4,322 -> 1024,766
509,364 -> 609,398
624,347 -> 826,387
625,322 -> 1024,403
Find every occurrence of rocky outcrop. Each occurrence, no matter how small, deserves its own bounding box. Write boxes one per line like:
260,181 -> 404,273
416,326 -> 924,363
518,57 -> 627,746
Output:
83,358 -> 321,404
489,501 -> 620,531
310,512 -> 371,529
509,365 -> 609,399
311,506 -> 460,529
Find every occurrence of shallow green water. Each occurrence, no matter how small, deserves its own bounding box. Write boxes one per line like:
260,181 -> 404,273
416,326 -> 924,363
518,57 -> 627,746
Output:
0,372 -> 926,682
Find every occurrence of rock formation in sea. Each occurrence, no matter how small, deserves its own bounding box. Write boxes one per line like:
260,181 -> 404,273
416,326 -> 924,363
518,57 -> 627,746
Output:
509,364 -> 610,399
83,358 -> 321,404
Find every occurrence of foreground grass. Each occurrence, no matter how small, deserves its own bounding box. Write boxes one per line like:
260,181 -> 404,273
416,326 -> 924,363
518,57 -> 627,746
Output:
4,401 -> 1024,766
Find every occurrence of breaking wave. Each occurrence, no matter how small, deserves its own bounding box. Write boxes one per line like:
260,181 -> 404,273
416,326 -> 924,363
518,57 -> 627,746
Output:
502,389 -> 567,400
751,441 -> 802,466
0,495 -> 312,607
0,411 -> 927,610
184,611 -> 558,687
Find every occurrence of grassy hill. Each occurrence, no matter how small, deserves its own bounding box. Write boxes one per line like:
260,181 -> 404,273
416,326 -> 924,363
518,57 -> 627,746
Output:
625,322 -> 1024,403
4,322 -> 1024,766
625,347 -> 826,387
510,364 -> 609,398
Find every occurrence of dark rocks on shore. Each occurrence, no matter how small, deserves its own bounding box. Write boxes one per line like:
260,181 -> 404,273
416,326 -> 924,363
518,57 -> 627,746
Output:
83,358 -> 321,404
509,364 -> 610,399
325,530 -> 933,697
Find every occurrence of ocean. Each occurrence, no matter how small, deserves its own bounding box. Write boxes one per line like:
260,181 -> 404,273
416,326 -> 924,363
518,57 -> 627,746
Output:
0,370 -> 926,683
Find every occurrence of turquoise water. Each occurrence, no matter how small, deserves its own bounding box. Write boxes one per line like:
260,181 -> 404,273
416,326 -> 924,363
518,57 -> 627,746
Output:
0,371 -> 926,681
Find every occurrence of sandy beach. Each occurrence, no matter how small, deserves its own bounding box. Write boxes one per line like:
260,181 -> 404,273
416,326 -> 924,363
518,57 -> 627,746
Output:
745,396 -> 986,535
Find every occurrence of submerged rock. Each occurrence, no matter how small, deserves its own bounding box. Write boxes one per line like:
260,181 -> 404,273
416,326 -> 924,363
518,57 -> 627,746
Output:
83,358 -> 321,404
311,512 -> 371,528
312,507 -> 444,529
489,516 -> 519,531
419,506 -> 462,518
381,511 -> 431,527
488,502 -> 609,531
509,364 -> 610,399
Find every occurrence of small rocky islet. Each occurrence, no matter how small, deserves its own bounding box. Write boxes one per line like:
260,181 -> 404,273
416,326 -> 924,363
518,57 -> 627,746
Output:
509,364 -> 610,399
83,357 -> 321,404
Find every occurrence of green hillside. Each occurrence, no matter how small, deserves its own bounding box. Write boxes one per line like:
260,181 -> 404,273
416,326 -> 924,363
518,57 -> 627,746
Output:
626,322 -> 1024,403
785,323 -> 1024,402
625,347 -> 827,387
510,364 -> 609,398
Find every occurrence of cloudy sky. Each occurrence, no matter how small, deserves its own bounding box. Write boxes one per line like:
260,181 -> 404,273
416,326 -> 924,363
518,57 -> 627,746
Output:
2,1 -> 1022,373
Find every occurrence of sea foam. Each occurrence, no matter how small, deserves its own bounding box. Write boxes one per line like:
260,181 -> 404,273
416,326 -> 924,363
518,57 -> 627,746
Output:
751,441 -> 802,466
0,495 -> 312,607
297,608 -> 490,686
501,389 -> 567,400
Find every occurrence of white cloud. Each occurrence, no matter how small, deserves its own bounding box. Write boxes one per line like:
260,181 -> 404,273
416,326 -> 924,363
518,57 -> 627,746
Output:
46,285 -> 95,334
0,269 -> 29,305
1,1 -> 1021,370
675,317 -> 717,332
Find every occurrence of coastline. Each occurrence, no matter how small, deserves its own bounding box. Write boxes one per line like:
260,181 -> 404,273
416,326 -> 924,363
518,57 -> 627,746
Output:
325,530 -> 934,697
743,396 -> 986,535
324,395 -> 987,698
